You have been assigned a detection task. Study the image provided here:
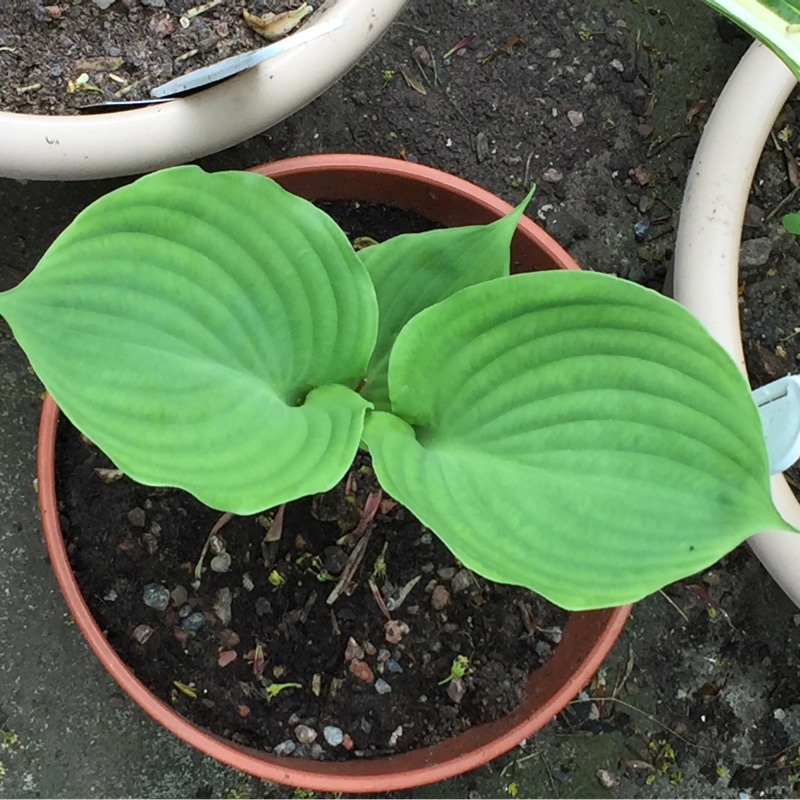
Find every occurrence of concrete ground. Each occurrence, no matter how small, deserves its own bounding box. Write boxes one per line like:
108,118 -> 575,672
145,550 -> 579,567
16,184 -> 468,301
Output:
3,0 -> 800,797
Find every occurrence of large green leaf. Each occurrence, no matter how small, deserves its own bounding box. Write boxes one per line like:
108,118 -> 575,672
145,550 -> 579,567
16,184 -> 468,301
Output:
362,270 -> 789,610
700,0 -> 800,79
359,187 -> 534,411
0,166 -> 377,513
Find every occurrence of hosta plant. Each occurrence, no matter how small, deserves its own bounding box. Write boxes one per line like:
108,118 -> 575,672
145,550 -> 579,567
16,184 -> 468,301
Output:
0,166 -> 791,611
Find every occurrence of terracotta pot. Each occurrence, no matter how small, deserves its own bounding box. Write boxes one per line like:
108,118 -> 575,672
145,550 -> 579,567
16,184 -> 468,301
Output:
38,154 -> 631,793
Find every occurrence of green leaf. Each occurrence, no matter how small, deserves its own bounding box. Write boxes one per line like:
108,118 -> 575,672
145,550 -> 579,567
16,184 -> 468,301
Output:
699,0 -> 800,79
362,270 -> 789,610
784,211 -> 800,235
0,166 -> 377,513
359,186 -> 535,411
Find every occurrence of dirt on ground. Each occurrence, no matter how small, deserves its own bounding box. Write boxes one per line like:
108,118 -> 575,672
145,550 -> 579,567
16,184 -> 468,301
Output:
5,0 -> 800,797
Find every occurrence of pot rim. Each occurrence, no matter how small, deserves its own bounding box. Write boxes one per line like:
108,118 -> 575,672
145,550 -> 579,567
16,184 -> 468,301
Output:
0,0 -> 408,181
37,154 -> 630,792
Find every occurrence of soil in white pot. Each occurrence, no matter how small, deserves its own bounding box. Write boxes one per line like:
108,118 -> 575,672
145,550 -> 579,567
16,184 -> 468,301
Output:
1,0 -> 307,114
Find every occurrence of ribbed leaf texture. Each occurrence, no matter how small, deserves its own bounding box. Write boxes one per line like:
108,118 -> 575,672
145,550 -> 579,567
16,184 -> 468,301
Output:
362,271 -> 788,610
0,167 -> 377,513
359,187 -> 534,411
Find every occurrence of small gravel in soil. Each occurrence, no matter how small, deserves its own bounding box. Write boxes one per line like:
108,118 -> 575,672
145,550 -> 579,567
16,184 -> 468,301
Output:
294,724 -> 317,745
274,740 -> 295,757
323,726 -> 344,747
180,611 -> 204,632
142,583 -> 169,611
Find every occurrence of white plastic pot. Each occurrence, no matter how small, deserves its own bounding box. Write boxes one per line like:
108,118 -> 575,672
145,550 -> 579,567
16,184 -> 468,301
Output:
673,40 -> 800,606
0,0 -> 408,181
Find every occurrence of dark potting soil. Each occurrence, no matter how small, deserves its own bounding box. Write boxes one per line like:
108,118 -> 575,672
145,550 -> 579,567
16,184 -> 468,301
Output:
56,421 -> 567,758
53,198 -> 568,760
0,0 -> 307,115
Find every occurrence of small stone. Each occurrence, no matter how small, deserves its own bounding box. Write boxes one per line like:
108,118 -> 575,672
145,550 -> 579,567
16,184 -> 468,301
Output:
739,237 -> 773,268
170,585 -> 188,607
384,619 -> 410,644
178,603 -> 192,619
342,733 -> 354,750
744,203 -> 765,229
596,769 -> 616,789
128,507 -> 146,527
431,585 -> 451,611
274,739 -> 296,757
419,531 -> 433,545
143,583 -> 170,611
218,650 -> 237,667
629,164 -> 650,186
345,637 -> 365,662
141,0 -> 165,6
451,569 -> 472,594
375,678 -> 392,695
567,109 -> 584,128
213,587 -> 233,625
377,648 -> 391,664
210,552 -> 232,573
774,707 -> 787,720
388,725 -> 404,748
386,659 -> 403,674
294,724 -> 317,745
639,195 -> 655,214
208,534 -> 225,556
180,611 -> 205,633
242,573 -> 254,592
437,567 -> 456,581
414,44 -> 432,67
292,744 -> 310,759
310,743 -> 324,760
543,167 -> 564,183
363,641 -> 377,657
323,546 -> 348,574
132,624 -> 153,644
637,123 -> 654,139
323,725 -> 344,747
610,58 -> 624,72
349,660 -> 374,683
536,640 -> 553,659
103,588 -> 118,602
447,676 -> 466,703
634,218 -> 650,242
475,131 -> 489,163
237,705 -> 251,718
547,47 -> 561,58
92,0 -> 115,8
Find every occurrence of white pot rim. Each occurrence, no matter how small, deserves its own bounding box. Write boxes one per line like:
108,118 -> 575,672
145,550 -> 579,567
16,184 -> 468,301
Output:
0,0 -> 408,181
673,40 -> 800,607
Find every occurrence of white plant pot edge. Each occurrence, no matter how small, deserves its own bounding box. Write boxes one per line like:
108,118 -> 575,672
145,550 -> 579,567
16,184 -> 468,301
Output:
673,40 -> 800,607
0,0 -> 408,181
